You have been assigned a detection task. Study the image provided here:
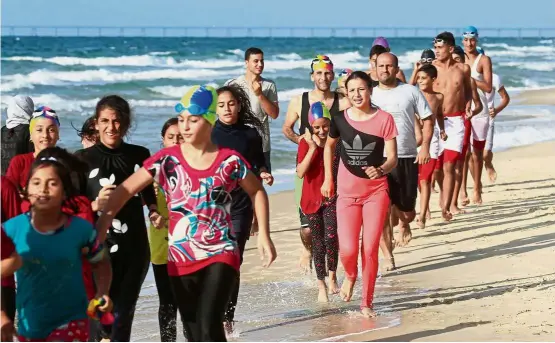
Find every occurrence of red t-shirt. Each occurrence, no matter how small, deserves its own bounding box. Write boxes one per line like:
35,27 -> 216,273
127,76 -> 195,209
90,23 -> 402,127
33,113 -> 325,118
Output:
297,139 -> 326,214
6,152 -> 34,190
1,176 -> 21,288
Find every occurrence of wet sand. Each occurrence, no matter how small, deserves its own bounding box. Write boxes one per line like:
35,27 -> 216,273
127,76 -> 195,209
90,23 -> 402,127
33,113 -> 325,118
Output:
515,87 -> 555,106
240,140 -> 555,341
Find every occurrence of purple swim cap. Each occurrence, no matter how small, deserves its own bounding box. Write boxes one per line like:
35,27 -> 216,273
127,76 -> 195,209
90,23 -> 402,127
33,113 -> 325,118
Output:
372,37 -> 390,49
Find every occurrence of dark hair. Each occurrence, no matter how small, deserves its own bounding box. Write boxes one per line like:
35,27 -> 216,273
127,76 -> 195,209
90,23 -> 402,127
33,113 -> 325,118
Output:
245,47 -> 264,61
435,32 -> 456,47
72,116 -> 97,141
161,117 -> 179,137
417,64 -> 438,79
216,85 -> 265,134
94,95 -> 132,136
453,46 -> 466,62
24,147 -> 87,214
345,71 -> 374,89
369,45 -> 388,58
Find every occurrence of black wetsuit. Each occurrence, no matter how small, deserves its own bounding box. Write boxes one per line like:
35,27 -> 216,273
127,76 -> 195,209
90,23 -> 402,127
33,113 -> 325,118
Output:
76,142 -> 156,342
211,120 -> 266,324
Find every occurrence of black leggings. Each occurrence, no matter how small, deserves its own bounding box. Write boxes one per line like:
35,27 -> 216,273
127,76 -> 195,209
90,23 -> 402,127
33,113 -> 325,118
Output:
89,248 -> 150,342
223,208 -> 253,323
306,200 -> 339,280
171,263 -> 238,342
1,286 -> 15,321
152,264 -> 179,342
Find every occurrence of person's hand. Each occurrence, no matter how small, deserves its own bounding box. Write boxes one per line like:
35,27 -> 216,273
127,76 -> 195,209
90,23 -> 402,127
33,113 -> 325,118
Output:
95,185 -> 116,212
252,80 -> 263,96
321,178 -> 334,198
304,131 -> 317,149
1,311 -> 15,342
149,210 -> 165,229
361,166 -> 383,179
97,295 -> 113,313
257,235 -> 277,268
153,181 -> 160,197
489,107 -> 497,118
414,61 -> 422,70
416,146 -> 431,165
465,102 -> 473,119
440,130 -> 448,141
260,172 -> 274,186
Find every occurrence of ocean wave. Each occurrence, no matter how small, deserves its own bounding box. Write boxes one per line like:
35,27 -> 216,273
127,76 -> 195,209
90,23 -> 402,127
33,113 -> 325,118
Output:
149,84 -> 219,98
539,39 -> 553,44
499,61 -> 555,72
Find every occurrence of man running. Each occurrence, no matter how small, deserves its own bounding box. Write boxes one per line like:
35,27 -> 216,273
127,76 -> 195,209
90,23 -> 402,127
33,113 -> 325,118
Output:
432,32 -> 483,221
372,52 -> 434,249
282,55 -> 350,271
368,38 -> 407,84
462,26 -> 493,204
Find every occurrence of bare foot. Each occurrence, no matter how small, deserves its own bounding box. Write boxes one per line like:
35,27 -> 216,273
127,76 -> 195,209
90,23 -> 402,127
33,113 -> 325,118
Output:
432,186 -> 439,193
426,208 -> 432,220
486,166 -> 497,183
450,205 -> 466,215
328,274 -> 340,295
340,279 -> 355,302
395,226 -> 412,247
384,257 -> 396,271
473,189 -> 483,205
460,194 -> 470,207
442,209 -> 453,222
299,249 -> 312,274
318,286 -> 329,303
415,216 -> 426,230
361,307 -> 377,318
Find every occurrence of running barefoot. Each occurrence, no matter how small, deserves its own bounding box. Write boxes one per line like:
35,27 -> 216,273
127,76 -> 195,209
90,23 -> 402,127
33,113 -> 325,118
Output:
384,257 -> 396,272
442,209 -> 453,222
328,272 -> 340,295
317,281 -> 329,303
486,166 -> 497,183
426,207 -> 432,220
340,279 -> 355,302
450,205 -> 466,215
361,307 -> 377,318
460,193 -> 470,207
473,189 -> 483,205
415,216 -> 426,230
395,225 -> 412,247
299,247 -> 312,274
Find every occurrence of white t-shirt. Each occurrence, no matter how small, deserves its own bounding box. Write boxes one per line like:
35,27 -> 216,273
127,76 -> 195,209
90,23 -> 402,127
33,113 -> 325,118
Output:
372,82 -> 433,158
486,73 -> 503,110
225,75 -> 278,152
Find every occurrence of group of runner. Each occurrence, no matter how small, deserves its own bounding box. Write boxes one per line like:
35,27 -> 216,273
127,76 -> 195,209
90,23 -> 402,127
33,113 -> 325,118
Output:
0,28 -> 511,342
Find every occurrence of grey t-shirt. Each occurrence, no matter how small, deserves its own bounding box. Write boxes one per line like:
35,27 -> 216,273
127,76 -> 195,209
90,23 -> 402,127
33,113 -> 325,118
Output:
372,82 -> 432,158
225,75 -> 278,152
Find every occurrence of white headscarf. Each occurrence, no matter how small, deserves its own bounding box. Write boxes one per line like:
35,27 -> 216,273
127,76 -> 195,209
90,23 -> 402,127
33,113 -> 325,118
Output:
6,95 -> 34,129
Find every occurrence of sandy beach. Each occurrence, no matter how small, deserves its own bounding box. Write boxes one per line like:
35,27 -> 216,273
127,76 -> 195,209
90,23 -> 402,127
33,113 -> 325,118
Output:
239,141 -> 555,339
515,88 -> 555,106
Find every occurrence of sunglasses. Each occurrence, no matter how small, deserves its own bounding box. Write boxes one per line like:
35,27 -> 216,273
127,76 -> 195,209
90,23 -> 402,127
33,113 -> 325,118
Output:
174,102 -> 214,116
420,58 -> 434,64
32,107 -> 60,126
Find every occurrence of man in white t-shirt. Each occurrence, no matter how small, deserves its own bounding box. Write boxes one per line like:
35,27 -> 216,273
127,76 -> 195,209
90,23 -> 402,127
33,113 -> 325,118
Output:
225,47 -> 280,171
372,52 -> 434,253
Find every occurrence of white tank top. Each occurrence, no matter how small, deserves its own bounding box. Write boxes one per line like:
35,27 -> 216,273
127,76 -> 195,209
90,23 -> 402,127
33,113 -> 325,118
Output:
470,54 -> 489,118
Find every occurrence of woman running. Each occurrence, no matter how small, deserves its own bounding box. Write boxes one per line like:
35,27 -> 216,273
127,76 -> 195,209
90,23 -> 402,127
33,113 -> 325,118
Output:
2,154 -> 113,342
150,118 -> 183,342
296,102 -> 339,303
96,85 -> 277,342
6,106 -> 59,191
1,95 -> 34,175
321,71 -> 398,318
212,84 -> 273,329
76,95 -> 159,342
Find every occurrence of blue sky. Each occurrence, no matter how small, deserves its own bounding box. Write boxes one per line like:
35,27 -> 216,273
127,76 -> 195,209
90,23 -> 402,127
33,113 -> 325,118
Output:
2,0 -> 554,28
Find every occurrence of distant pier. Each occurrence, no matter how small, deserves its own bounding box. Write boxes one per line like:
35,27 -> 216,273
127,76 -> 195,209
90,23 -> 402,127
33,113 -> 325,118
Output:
2,26 -> 554,38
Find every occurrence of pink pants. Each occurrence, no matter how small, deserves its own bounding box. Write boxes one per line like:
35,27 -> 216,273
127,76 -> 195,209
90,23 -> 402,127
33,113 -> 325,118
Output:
336,189 -> 390,309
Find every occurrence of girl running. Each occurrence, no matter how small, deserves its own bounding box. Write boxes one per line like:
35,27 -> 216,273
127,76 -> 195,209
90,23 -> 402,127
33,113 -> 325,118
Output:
96,85 -> 277,342
76,95 -> 158,342
6,106 -> 59,191
150,118 -> 183,342
212,84 -> 273,329
321,71 -> 398,318
2,155 -> 113,342
296,102 -> 339,303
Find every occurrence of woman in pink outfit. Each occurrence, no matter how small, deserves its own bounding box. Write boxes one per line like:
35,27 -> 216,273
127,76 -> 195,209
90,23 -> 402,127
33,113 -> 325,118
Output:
321,71 -> 398,318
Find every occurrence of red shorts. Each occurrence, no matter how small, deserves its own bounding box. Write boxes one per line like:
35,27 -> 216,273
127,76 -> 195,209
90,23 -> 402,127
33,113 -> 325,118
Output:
435,152 -> 444,171
18,319 -> 89,342
418,158 -> 437,183
459,118 -> 472,162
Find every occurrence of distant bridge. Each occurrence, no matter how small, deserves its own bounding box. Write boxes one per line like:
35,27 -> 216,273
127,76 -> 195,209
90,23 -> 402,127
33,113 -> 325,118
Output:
2,26 -> 555,38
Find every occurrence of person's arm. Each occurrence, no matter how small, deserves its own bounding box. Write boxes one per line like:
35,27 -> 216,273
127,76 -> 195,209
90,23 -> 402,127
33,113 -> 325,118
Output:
409,62 -> 421,86
470,78 -> 484,116
250,129 -> 267,175
381,138 -> 398,173
282,96 -> 301,144
258,82 -> 279,119
83,229 -> 113,312
1,253 -> 21,279
397,69 -> 407,83
321,136 -> 338,198
138,149 -> 158,212
436,95 -> 447,140
414,117 -> 423,147
296,137 -> 316,178
415,90 -> 434,164
474,56 -> 493,93
96,168 -> 154,242
239,171 -> 276,267
493,86 -> 510,116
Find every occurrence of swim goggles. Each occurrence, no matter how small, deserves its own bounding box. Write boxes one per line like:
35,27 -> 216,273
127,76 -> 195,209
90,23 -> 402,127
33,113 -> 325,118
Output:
462,31 -> 478,39
310,55 -> 334,72
32,106 -> 60,127
433,38 -> 446,46
420,58 -> 434,64
174,85 -> 218,125
174,102 -> 215,116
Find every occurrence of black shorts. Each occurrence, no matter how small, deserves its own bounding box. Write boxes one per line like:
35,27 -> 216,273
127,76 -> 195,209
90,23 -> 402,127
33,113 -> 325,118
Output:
299,208 -> 309,228
387,157 -> 418,212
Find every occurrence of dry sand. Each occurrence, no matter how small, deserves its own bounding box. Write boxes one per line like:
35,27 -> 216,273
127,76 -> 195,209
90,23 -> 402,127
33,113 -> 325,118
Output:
240,140 -> 555,341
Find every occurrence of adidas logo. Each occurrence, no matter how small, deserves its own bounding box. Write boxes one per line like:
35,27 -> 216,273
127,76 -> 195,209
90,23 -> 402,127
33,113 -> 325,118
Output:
342,135 -> 376,166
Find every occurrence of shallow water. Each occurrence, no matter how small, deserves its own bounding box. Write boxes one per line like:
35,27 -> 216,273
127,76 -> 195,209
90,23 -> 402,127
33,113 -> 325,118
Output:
131,267 -> 421,341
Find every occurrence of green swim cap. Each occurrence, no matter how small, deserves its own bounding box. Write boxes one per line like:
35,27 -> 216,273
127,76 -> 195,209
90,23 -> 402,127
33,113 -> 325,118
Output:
174,85 -> 218,125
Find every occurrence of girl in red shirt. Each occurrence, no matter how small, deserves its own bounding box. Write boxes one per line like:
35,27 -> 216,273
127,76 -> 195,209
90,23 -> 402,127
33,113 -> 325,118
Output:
296,102 -> 339,303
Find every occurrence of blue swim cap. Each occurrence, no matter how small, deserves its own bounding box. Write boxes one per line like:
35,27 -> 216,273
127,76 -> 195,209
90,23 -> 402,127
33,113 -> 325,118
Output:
476,46 -> 485,55
462,26 -> 479,38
